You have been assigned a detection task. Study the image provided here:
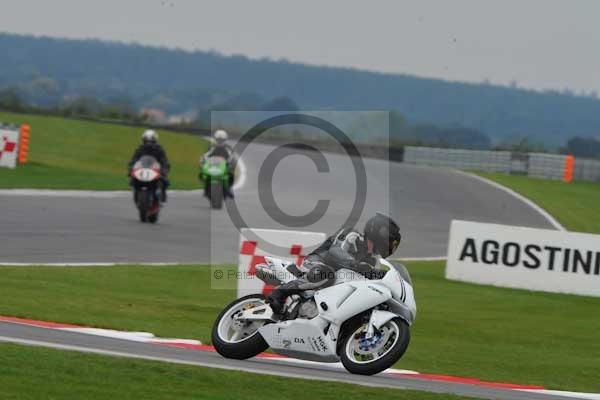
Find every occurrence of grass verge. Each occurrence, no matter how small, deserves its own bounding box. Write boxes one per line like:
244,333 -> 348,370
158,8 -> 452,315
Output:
0,343 -> 474,400
0,111 -> 208,189
0,262 -> 598,392
475,172 -> 600,234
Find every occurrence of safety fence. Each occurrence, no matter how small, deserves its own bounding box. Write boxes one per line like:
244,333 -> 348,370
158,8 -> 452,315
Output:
573,158 -> 600,182
403,146 -> 600,183
403,147 -> 511,173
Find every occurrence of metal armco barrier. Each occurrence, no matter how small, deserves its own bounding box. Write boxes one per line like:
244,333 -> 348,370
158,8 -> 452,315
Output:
573,158 -> 600,182
403,147 -> 511,173
404,146 -> 600,183
528,153 -> 566,181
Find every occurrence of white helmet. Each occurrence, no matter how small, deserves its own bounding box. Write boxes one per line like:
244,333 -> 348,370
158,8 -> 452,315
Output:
214,129 -> 228,144
142,129 -> 158,144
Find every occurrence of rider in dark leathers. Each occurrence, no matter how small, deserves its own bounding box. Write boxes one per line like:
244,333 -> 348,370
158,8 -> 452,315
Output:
267,213 -> 402,314
128,130 -> 170,201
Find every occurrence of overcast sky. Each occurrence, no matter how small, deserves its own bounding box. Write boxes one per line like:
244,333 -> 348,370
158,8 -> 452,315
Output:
1,0 -> 599,93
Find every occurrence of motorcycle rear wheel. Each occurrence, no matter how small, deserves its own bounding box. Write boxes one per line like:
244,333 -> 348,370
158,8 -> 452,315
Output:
212,294 -> 269,359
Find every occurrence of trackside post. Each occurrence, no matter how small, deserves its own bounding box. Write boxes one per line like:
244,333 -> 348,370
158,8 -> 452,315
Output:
18,123 -> 30,164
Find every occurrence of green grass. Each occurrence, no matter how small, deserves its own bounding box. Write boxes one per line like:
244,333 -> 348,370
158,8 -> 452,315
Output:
476,172 -> 600,234
0,264 -> 229,340
0,111 -> 208,189
0,344 -> 474,400
0,262 -> 598,392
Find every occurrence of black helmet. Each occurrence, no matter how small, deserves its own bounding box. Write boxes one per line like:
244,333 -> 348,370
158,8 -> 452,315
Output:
364,213 -> 401,258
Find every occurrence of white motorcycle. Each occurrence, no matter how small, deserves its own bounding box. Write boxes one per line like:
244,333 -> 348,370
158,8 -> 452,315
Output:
212,257 -> 416,375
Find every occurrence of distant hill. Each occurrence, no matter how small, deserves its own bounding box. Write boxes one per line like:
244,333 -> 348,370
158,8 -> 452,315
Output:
2,32 -> 600,148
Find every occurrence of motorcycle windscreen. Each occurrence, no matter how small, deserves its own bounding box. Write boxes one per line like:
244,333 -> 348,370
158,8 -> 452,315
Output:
136,155 -> 161,170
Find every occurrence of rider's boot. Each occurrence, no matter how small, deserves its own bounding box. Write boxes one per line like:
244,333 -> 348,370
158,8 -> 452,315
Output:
226,172 -> 235,198
160,177 -> 169,203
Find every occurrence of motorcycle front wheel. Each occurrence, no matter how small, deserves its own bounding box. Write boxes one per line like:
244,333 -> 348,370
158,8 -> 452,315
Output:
339,317 -> 410,375
210,181 -> 223,209
211,294 -> 269,360
137,190 -> 148,222
148,212 -> 158,223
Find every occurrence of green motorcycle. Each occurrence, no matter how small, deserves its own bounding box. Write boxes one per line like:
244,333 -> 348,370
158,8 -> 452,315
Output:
200,156 -> 231,209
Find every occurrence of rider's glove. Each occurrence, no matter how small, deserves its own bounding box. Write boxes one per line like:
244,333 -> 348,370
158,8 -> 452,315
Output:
357,263 -> 386,279
356,262 -> 373,275
372,269 -> 387,279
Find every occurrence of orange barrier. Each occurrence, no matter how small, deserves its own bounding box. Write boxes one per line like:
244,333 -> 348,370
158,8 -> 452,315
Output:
563,155 -> 574,183
18,123 -> 30,164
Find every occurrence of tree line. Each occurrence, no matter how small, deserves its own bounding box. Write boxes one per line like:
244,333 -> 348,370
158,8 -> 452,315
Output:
2,33 -> 600,156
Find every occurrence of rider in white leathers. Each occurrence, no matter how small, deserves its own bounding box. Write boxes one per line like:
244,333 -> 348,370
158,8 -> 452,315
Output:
267,213 -> 402,314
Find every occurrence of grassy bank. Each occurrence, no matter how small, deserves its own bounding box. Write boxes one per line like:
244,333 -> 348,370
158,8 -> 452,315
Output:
0,344 -> 473,400
0,111 -> 208,189
0,261 -> 598,392
476,172 -> 600,233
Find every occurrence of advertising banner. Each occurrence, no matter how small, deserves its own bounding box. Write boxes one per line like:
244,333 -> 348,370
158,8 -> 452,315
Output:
0,128 -> 19,169
446,220 -> 600,297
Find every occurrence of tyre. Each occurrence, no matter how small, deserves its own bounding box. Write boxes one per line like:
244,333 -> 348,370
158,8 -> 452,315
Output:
148,213 -> 158,224
339,317 -> 410,375
211,294 -> 269,360
210,181 -> 223,209
137,191 -> 148,222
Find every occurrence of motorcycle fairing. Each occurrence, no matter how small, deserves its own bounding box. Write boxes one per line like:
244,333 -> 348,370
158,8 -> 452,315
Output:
258,317 -> 339,362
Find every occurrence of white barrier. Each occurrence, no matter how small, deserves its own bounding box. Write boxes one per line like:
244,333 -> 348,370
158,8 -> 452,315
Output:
237,228 -> 326,298
446,220 -> 600,297
403,146 -> 512,173
0,128 -> 19,169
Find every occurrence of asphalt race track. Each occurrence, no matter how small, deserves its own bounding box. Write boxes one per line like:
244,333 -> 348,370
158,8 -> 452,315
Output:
0,143 -> 555,264
0,322 -> 576,400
